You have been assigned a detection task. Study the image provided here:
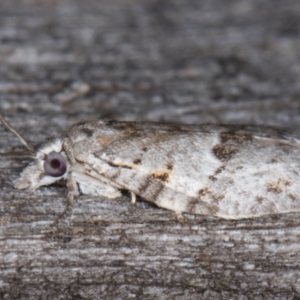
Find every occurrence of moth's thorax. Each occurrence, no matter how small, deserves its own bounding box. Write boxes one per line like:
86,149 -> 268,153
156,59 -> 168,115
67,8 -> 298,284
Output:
64,120 -> 129,159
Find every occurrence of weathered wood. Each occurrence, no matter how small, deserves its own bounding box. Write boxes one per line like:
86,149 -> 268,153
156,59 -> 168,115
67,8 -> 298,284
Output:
1,0 -> 300,299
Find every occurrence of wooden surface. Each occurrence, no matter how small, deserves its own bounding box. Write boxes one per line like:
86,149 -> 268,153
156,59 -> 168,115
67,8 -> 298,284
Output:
1,0 -> 300,299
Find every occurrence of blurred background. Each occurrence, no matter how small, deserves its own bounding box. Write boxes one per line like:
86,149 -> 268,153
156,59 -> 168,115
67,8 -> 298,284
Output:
0,0 -> 300,144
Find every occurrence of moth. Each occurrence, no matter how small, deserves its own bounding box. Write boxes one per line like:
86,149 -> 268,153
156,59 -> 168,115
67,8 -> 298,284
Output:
1,111 -> 300,220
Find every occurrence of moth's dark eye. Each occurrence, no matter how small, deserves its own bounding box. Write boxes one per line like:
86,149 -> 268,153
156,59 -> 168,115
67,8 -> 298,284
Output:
44,152 -> 67,177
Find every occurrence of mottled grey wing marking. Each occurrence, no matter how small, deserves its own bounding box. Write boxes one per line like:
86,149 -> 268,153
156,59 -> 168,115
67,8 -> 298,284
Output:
68,122 -> 222,215
69,121 -> 300,219
69,120 -> 300,157
88,153 -> 218,216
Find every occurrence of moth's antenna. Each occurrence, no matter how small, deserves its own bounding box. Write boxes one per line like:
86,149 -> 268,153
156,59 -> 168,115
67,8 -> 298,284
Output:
0,111 -> 35,152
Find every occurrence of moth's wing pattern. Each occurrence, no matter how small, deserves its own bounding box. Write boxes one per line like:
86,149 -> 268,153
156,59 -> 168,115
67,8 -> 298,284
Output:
68,121 -> 300,219
68,121 -> 223,216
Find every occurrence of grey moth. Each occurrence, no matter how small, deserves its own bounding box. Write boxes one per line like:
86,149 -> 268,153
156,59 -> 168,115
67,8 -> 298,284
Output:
1,112 -> 300,220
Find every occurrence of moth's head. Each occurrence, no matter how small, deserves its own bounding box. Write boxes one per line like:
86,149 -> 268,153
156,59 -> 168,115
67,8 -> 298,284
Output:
0,112 -> 69,192
15,138 -> 69,192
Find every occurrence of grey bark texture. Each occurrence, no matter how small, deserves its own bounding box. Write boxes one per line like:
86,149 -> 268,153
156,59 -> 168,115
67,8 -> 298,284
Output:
1,0 -> 300,299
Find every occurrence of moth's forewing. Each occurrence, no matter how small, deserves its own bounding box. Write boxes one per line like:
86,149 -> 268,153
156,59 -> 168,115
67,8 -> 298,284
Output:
66,121 -> 300,219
